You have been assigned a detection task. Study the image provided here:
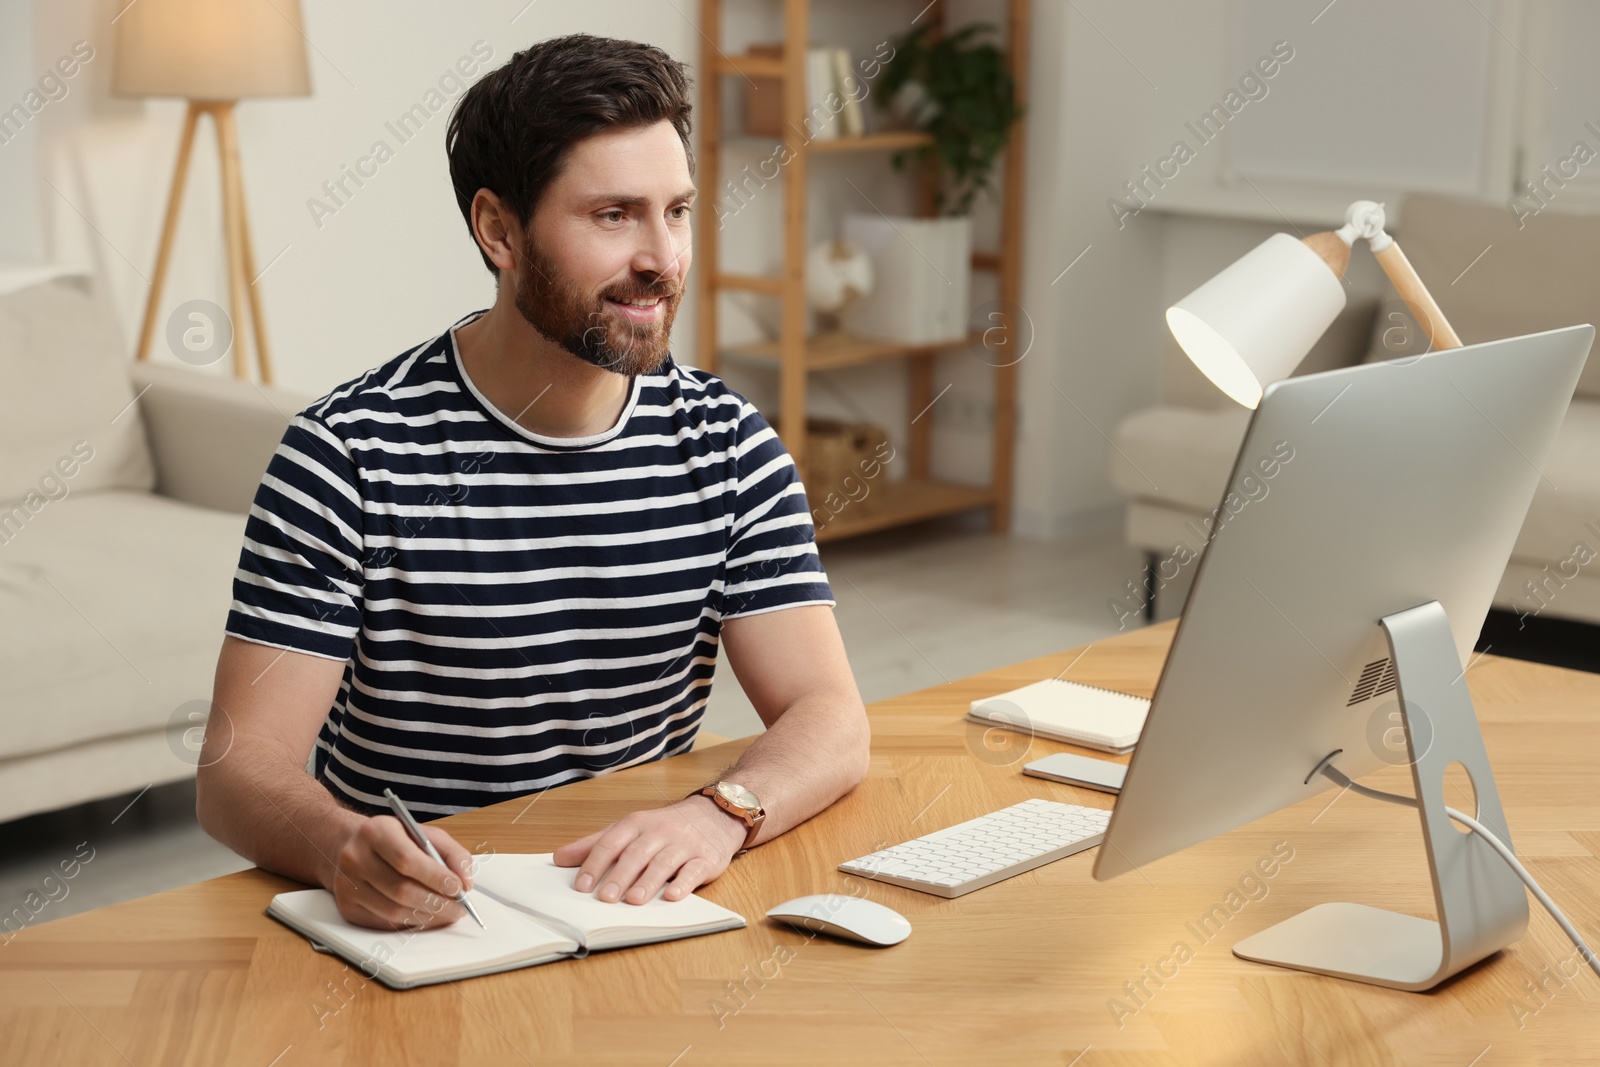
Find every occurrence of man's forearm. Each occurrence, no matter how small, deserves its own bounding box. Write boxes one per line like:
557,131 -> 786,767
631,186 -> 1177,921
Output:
692,689 -> 871,849
195,740 -> 365,892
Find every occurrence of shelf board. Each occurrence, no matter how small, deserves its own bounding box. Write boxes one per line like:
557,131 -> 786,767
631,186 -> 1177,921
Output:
723,331 -> 978,372
715,272 -> 785,295
810,131 -> 933,153
721,130 -> 934,154
716,257 -> 995,294
813,479 -> 995,543
714,54 -> 785,79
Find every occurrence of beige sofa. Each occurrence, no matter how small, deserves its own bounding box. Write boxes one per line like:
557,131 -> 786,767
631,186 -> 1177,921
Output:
0,275 -> 308,825
1111,194 -> 1600,627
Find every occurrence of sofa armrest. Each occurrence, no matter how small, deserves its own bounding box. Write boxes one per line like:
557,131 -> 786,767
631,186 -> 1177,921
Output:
129,362 -> 316,514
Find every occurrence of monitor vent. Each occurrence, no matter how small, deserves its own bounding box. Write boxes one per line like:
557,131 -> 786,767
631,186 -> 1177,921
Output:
1371,659 -> 1398,699
1346,659 -> 1390,706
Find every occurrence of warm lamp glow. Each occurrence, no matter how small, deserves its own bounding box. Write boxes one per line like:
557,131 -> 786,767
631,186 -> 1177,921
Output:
1166,232 -> 1347,409
112,0 -> 311,100
1166,307 -> 1264,408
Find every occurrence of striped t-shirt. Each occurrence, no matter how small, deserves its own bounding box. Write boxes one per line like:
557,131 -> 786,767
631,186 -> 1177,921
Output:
224,309 -> 835,818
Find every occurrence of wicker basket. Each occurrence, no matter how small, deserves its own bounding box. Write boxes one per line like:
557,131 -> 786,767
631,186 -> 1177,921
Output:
772,416 -> 892,516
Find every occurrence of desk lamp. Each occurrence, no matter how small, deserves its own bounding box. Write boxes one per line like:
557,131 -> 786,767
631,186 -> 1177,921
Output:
114,0 -> 312,384
1166,200 -> 1461,407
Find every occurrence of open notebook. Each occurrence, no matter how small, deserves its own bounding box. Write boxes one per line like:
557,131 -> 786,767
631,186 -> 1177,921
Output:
967,678 -> 1151,754
267,853 -> 746,990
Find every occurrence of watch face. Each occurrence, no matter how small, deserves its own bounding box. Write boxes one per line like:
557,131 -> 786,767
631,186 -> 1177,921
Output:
714,781 -> 760,811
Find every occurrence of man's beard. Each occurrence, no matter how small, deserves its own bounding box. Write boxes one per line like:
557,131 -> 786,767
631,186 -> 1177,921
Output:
513,245 -> 681,377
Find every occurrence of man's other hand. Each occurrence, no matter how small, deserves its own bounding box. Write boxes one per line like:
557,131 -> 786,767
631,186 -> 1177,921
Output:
553,796 -> 744,904
330,815 -> 477,930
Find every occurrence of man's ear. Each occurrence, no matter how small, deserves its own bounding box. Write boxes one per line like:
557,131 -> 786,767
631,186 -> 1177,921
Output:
470,188 -> 522,274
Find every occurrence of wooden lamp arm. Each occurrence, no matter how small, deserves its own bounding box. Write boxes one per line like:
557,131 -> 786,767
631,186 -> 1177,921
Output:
1301,199 -> 1463,352
1371,240 -> 1463,350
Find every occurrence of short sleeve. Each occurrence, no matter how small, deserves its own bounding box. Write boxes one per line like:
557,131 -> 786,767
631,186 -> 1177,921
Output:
720,400 -> 836,619
224,412 -> 365,661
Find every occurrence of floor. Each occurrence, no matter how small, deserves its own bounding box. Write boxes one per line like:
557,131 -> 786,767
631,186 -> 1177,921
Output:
0,521 -> 1146,928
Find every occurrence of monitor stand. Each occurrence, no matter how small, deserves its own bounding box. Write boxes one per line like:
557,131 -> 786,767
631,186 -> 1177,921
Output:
1231,601 -> 1529,991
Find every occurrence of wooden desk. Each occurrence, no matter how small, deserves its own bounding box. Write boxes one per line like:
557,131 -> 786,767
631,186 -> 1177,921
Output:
4,622 -> 1598,1066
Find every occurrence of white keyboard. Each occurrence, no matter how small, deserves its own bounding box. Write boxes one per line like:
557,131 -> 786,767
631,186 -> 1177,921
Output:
838,798 -> 1112,898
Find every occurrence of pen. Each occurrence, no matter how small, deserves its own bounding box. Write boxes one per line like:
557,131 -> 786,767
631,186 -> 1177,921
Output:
383,788 -> 486,930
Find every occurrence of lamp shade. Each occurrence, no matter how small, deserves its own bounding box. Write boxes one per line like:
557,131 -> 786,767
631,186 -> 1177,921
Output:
113,0 -> 311,99
1166,232 -> 1346,408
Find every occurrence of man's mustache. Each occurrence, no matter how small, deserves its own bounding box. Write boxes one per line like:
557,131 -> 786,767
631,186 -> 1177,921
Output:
600,279 -> 681,303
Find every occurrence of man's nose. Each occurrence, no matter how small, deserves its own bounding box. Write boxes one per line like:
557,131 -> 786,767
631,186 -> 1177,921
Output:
633,217 -> 688,283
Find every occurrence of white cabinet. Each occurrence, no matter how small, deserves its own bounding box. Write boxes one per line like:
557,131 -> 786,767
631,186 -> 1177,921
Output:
1144,0 -> 1590,229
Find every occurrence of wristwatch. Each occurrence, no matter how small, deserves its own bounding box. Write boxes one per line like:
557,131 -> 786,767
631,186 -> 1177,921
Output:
691,781 -> 765,855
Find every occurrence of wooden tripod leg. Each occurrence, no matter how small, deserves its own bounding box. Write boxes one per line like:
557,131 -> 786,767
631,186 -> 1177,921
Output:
1374,241 -> 1463,351
215,105 -> 275,385
213,102 -> 254,381
134,101 -> 202,363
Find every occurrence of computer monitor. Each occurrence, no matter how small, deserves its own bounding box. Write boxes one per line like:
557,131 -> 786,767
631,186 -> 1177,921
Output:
1093,324 -> 1594,990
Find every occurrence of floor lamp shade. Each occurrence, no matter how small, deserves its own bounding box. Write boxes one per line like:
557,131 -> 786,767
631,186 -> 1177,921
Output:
112,0 -> 311,99
1166,232 -> 1346,408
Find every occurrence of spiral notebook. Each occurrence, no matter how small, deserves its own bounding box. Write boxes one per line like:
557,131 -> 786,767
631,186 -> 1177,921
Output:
267,853 -> 746,990
966,678 -> 1151,754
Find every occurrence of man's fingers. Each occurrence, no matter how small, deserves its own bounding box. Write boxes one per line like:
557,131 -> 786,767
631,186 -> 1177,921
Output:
342,878 -> 462,930
424,826 -> 476,890
574,825 -> 641,893
365,817 -> 464,899
553,828 -> 602,867
593,839 -> 662,903
662,857 -> 711,901
623,847 -> 691,905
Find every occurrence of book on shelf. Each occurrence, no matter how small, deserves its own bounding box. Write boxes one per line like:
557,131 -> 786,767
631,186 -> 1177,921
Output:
804,47 -> 841,141
267,853 -> 746,990
741,44 -> 866,141
831,47 -> 866,137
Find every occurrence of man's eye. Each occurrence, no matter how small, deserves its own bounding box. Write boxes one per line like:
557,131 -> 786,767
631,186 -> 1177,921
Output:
670,205 -> 692,219
602,209 -> 625,223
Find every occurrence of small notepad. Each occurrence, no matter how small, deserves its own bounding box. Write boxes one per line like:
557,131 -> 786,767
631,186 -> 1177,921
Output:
966,678 -> 1151,754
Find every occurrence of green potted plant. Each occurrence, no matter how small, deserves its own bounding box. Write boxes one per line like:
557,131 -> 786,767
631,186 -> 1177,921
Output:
875,22 -> 1023,215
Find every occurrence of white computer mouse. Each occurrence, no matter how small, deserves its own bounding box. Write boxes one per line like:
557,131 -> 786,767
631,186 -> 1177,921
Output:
765,894 -> 912,946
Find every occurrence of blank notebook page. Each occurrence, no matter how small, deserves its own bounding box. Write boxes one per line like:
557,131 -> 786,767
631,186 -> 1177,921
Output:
472,853 -> 744,949
270,887 -> 576,980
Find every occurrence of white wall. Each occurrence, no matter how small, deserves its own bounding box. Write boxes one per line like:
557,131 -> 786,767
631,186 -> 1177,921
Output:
24,1 -> 1530,541
2,1 -> 41,261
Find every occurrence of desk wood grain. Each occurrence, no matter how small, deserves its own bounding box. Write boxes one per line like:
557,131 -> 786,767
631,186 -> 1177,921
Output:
3,622 -> 1597,1066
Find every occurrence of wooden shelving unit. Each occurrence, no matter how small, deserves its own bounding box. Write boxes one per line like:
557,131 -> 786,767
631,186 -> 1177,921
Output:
696,0 -> 1030,543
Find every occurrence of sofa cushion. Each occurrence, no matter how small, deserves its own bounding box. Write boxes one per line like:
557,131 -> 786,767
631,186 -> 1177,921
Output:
0,277 -> 156,508
1513,401 -> 1600,564
1390,193 -> 1600,401
1114,396 -> 1600,590
0,490 -> 245,763
1110,405 -> 1252,512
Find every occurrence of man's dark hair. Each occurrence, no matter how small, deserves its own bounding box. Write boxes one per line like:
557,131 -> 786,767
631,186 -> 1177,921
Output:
446,34 -> 694,275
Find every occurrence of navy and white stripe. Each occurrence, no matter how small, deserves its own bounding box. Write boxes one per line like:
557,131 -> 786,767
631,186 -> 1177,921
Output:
225,309 -> 834,818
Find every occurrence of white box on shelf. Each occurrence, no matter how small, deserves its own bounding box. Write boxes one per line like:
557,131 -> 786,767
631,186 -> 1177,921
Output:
840,213 -> 970,345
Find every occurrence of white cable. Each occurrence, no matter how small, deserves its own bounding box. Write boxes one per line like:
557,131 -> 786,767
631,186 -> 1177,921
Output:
1319,761 -> 1600,981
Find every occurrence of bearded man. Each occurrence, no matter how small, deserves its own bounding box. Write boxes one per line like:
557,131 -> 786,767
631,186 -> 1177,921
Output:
197,34 -> 870,930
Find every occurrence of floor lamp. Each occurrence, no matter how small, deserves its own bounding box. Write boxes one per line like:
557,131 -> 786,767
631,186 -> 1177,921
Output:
113,0 -> 312,384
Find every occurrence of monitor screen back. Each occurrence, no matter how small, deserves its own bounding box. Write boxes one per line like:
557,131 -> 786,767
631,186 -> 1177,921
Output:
1094,324 -> 1593,880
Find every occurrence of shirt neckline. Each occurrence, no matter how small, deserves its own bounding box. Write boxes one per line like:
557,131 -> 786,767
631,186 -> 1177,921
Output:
447,309 -> 643,451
